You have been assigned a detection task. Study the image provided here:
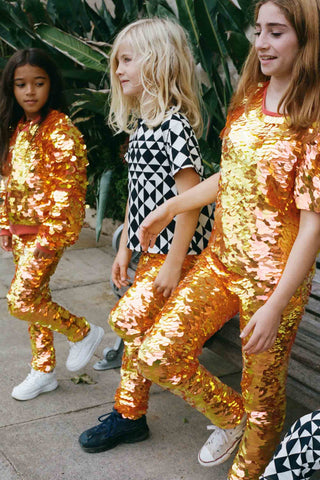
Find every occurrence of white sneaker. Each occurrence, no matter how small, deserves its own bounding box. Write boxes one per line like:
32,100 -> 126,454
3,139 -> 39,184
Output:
12,368 -> 58,401
66,324 -> 104,372
198,416 -> 246,467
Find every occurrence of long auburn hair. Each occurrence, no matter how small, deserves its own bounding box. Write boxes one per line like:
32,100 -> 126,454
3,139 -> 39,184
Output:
230,0 -> 320,134
108,17 -> 203,137
0,48 -> 67,172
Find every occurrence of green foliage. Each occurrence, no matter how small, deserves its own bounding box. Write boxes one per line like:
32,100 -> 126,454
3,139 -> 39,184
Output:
0,0 -> 253,222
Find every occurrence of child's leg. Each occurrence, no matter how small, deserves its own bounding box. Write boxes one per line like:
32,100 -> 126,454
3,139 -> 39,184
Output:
229,281 -> 313,480
29,323 -> 55,372
8,235 -> 90,371
109,253 -> 197,419
138,250 -> 244,427
260,410 -> 320,480
78,253 -> 198,453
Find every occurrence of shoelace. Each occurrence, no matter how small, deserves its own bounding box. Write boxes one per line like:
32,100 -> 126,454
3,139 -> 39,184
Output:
90,411 -> 119,436
88,411 -> 124,438
24,372 -> 35,383
205,425 -> 234,448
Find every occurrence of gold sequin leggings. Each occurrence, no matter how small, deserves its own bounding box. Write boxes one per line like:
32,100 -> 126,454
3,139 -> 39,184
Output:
110,247 -> 313,480
7,234 -> 90,372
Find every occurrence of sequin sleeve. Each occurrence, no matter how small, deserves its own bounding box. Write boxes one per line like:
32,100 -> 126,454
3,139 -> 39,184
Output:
294,134 -> 320,212
0,175 -> 10,234
35,117 -> 88,252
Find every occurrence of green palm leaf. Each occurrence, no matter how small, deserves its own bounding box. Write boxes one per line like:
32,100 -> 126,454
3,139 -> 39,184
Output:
175,0 -> 199,44
35,24 -> 107,71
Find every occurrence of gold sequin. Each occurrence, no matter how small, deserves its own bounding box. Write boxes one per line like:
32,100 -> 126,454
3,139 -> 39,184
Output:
1,110 -> 90,371
0,110 -> 88,251
116,84 -> 320,479
109,253 -> 197,419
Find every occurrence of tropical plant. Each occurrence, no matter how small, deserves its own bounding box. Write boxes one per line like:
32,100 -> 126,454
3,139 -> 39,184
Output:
0,0 -> 253,221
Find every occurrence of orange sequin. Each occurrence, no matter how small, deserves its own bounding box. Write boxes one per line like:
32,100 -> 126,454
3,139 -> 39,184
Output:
136,84 -> 319,479
0,110 -> 88,251
1,110 -> 89,372
109,253 -> 198,419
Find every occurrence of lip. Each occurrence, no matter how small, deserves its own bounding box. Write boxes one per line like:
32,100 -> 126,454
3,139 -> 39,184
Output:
259,56 -> 277,64
24,100 -> 37,104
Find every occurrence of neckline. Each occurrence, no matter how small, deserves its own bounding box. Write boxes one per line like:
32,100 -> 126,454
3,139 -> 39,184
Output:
20,115 -> 41,132
262,83 -> 283,118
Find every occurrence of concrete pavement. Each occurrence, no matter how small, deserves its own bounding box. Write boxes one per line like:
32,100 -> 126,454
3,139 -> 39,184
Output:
0,215 -> 316,480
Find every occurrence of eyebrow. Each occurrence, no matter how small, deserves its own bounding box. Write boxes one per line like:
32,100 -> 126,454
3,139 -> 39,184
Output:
14,76 -> 47,81
255,22 -> 288,28
117,52 -> 132,58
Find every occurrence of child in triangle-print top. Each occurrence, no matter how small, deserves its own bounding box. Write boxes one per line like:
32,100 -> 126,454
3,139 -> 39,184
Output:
79,17 -> 213,453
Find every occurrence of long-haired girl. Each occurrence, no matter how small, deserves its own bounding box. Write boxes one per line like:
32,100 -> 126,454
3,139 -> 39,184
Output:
79,17 -> 213,452
0,48 -> 104,400
138,1 -> 320,478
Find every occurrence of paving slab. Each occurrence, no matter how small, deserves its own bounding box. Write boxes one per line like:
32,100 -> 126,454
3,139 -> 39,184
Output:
0,225 -> 318,480
2,391 -> 233,480
0,452 -> 21,480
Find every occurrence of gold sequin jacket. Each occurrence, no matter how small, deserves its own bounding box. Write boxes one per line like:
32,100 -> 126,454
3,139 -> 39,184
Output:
0,110 -> 88,252
211,83 -> 320,289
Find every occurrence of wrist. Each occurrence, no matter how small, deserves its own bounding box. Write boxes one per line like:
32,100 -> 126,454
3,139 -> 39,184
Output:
265,293 -> 288,314
164,253 -> 185,270
166,197 -> 178,219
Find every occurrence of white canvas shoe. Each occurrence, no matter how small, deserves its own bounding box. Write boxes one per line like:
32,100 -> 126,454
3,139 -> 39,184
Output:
12,368 -> 58,401
198,416 -> 246,467
66,324 -> 104,372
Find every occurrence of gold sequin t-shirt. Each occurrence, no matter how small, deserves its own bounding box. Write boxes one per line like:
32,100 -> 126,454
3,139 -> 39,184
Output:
0,110 -> 88,251
211,83 -> 320,287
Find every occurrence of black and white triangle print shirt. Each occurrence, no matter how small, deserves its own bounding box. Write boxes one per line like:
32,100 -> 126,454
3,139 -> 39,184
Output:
126,111 -> 214,254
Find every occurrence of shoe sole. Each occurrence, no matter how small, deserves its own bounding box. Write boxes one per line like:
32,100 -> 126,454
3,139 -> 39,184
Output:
11,380 -> 59,401
66,326 -> 104,372
198,435 -> 242,467
79,430 -> 150,453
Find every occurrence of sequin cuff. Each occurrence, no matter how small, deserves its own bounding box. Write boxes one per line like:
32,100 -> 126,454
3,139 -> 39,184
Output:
35,242 -> 56,256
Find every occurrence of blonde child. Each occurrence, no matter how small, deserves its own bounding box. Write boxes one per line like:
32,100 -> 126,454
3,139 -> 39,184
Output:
79,17 -> 213,452
138,1 -> 320,479
0,48 -> 104,401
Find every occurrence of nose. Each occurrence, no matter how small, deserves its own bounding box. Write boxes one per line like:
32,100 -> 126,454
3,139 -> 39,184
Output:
25,84 -> 35,95
116,62 -> 122,76
255,31 -> 269,50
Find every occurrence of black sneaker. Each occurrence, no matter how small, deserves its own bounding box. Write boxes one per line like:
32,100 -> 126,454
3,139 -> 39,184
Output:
79,408 -> 149,453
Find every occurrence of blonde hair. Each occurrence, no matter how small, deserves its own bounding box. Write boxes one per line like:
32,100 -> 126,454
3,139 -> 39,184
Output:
108,17 -> 203,137
230,0 -> 320,133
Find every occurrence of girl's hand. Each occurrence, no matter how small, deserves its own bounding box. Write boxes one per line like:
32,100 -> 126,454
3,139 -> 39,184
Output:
241,303 -> 281,355
139,202 -> 174,251
33,246 -> 55,259
153,260 -> 182,298
112,247 -> 132,289
0,235 -> 12,251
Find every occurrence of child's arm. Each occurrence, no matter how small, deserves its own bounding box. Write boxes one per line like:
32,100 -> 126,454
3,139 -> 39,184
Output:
35,116 -> 87,256
139,172 -> 220,251
153,168 -> 203,298
241,209 -> 320,355
111,201 -> 132,289
0,176 -> 11,244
